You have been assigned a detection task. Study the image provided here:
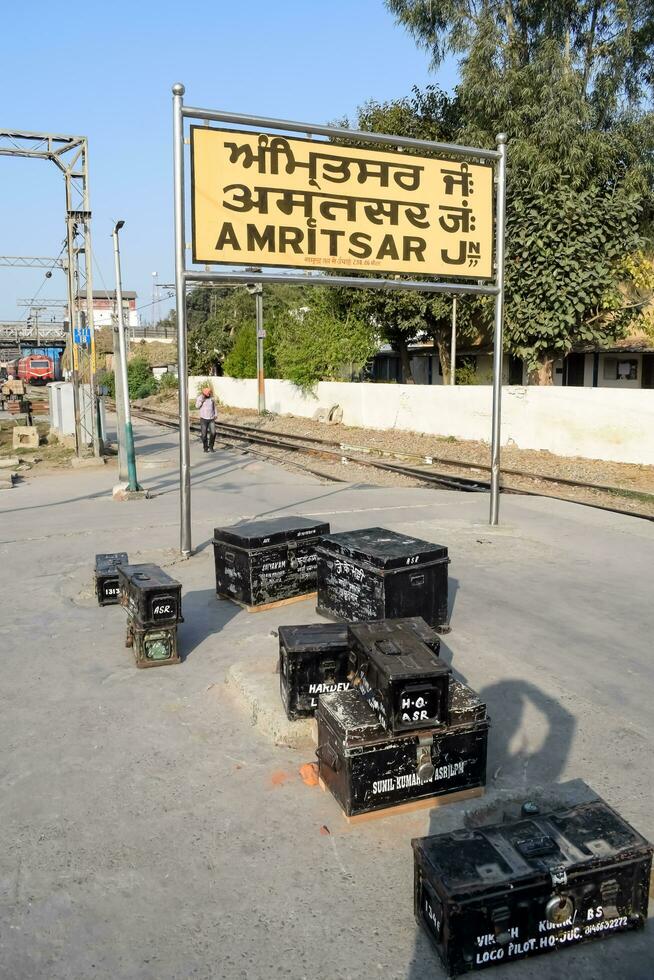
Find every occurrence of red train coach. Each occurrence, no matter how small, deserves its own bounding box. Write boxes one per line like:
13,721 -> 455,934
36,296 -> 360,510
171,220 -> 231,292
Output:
16,354 -> 55,385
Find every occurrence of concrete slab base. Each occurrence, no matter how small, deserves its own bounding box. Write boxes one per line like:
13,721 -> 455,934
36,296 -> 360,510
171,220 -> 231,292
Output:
112,483 -> 150,501
71,455 -> 106,468
140,457 -> 175,469
225,654 -> 314,748
0,456 -> 19,469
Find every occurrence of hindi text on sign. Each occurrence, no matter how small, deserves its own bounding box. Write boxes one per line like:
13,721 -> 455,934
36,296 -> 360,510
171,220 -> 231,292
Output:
191,128 -> 493,278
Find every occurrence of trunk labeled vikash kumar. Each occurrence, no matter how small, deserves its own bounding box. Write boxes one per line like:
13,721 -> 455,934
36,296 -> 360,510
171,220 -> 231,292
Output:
94,552 -> 129,606
279,617 -> 440,720
412,799 -> 653,976
213,515 -> 330,607
317,681 -> 488,817
347,619 -> 450,733
316,527 -> 449,628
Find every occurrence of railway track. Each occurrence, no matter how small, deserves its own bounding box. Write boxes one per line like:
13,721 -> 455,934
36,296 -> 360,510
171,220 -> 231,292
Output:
128,405 -> 654,522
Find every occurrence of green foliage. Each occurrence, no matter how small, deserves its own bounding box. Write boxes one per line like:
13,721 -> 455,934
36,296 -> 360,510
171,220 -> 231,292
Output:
127,357 -> 158,400
386,2 -> 654,109
274,289 -> 376,389
185,287 -> 248,374
96,369 -> 115,398
336,87 -> 475,383
384,1 -> 654,379
454,361 -> 492,385
157,372 -> 179,393
223,323 -> 277,379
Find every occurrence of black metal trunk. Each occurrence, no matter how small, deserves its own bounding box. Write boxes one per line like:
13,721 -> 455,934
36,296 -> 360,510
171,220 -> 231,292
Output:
279,617 -> 440,720
128,622 -> 180,668
316,527 -> 449,628
347,620 -> 451,732
117,563 -> 183,627
412,799 -> 653,977
94,552 -> 128,606
213,516 -> 330,607
316,681 -> 488,817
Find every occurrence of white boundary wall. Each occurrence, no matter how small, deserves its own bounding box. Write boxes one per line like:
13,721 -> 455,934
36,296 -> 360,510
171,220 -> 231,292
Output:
190,377 -> 654,465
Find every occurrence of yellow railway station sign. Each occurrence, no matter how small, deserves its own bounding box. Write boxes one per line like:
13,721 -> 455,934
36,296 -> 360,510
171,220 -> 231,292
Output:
191,127 -> 494,279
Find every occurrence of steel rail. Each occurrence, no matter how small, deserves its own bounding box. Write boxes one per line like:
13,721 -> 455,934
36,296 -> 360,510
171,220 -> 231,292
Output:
132,408 -> 345,484
130,406 -> 486,492
127,405 -> 654,522
183,415 -> 654,502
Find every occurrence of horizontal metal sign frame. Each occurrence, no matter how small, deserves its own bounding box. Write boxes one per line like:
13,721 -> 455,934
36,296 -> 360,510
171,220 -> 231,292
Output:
183,269 -> 499,297
181,106 -> 500,162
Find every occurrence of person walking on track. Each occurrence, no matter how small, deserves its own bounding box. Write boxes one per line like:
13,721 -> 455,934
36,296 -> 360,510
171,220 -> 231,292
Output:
196,385 -> 217,453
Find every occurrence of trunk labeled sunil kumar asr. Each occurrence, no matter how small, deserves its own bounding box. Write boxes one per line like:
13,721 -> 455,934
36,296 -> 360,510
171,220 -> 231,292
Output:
279,617 -> 440,720
412,798 -> 652,976
213,515 -> 329,607
94,552 -> 128,606
317,680 -> 488,817
347,619 -> 450,732
316,527 -> 449,628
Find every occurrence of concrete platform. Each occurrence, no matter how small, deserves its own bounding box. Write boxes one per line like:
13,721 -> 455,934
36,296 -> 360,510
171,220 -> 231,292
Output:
0,416 -> 652,980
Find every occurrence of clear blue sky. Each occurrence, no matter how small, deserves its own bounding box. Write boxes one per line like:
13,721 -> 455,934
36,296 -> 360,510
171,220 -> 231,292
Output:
2,0 -> 457,324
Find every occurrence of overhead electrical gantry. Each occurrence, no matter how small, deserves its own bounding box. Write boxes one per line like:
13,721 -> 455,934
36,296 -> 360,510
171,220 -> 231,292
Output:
0,129 -> 100,456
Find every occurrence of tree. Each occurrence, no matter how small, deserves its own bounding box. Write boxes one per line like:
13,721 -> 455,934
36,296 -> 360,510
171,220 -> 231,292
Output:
185,286 -> 251,374
127,357 -> 157,400
385,1 -> 654,382
273,288 -> 377,389
223,319 -> 277,379
337,87 -> 477,382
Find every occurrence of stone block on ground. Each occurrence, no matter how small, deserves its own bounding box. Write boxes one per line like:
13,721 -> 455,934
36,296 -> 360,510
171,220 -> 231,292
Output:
0,457 -> 19,469
12,426 -> 39,450
71,455 -> 106,468
225,654 -> 313,748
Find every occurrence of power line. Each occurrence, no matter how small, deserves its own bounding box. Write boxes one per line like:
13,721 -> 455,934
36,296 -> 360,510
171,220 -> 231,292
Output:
17,241 -> 67,322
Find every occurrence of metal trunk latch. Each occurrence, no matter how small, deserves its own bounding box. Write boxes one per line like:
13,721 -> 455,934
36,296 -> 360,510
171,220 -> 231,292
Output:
545,867 -> 573,924
490,904 -> 512,945
416,735 -> 435,782
550,867 -> 568,888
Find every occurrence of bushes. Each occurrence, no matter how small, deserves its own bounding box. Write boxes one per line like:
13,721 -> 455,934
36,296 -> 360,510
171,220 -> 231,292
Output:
222,324 -> 276,379
158,372 -> 179,393
96,369 -> 115,398
97,359 -> 161,400
127,357 -> 158,399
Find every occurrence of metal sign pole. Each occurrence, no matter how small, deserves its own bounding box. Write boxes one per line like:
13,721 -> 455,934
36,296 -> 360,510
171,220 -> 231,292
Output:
255,285 -> 265,413
173,83 -> 192,557
172,87 -> 506,555
489,133 -> 507,525
450,296 -> 457,385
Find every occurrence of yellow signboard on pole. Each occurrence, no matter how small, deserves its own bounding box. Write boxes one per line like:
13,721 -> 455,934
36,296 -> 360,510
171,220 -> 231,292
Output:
191,127 -> 494,279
